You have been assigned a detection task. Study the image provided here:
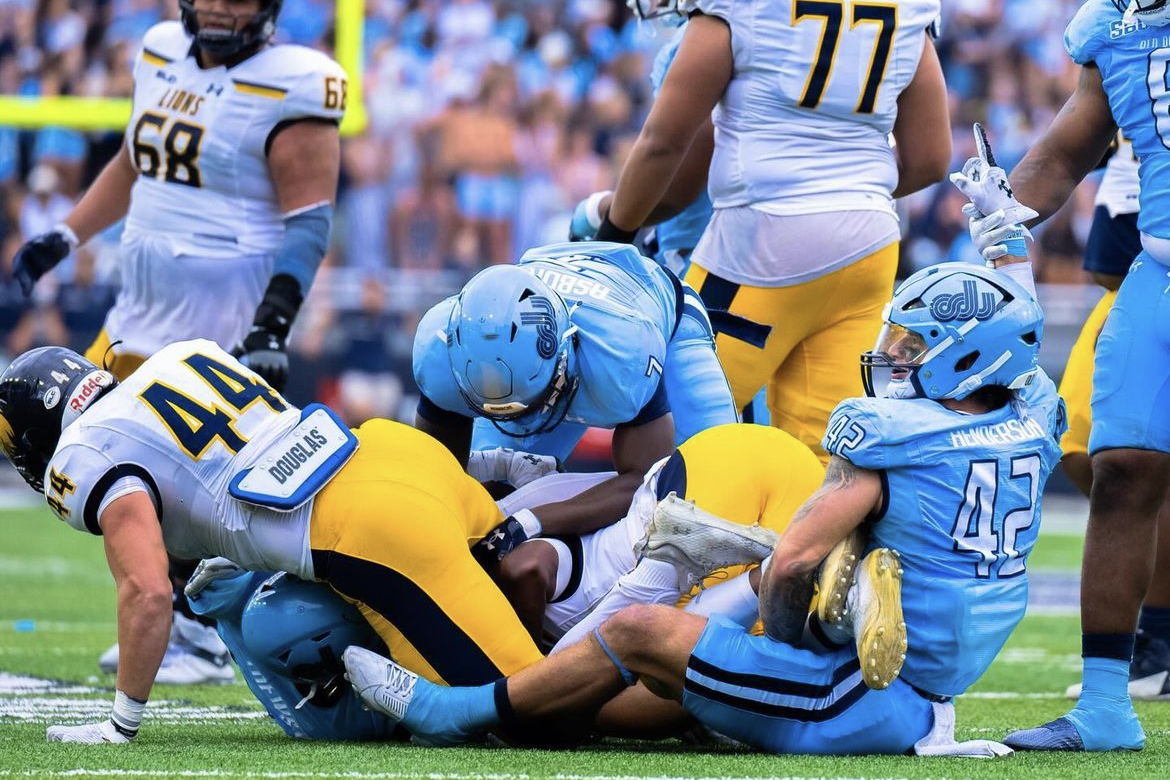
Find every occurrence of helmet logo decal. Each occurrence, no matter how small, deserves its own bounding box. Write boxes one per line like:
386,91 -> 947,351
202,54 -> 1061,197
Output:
0,411 -> 13,453
929,280 -> 996,322
61,370 -> 115,429
519,296 -> 559,359
43,387 -> 61,410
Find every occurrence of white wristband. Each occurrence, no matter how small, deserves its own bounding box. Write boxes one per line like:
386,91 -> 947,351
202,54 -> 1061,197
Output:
511,507 -> 542,539
110,689 -> 146,738
54,223 -> 80,250
584,190 -> 612,231
989,259 -> 1037,300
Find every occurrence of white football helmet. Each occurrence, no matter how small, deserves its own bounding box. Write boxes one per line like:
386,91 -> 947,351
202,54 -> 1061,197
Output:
1116,0 -> 1170,27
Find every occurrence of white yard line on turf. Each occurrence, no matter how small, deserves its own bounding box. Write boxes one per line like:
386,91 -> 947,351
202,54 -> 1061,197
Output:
0,773 -> 993,780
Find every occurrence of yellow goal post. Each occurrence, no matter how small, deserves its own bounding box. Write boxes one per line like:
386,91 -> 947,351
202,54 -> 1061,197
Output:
0,0 -> 367,136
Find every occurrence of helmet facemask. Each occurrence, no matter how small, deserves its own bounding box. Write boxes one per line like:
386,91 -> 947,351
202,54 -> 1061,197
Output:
477,340 -> 581,438
627,0 -> 687,24
860,263 -> 1043,403
861,323 -> 930,399
1114,0 -> 1170,27
179,0 -> 282,60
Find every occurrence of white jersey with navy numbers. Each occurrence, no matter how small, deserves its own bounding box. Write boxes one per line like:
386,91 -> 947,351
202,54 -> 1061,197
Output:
823,372 -> 1065,698
1096,133 -> 1140,217
42,340 -> 315,579
693,0 -> 939,216
124,21 -> 346,257
1066,1 -> 1170,246
414,242 -> 679,430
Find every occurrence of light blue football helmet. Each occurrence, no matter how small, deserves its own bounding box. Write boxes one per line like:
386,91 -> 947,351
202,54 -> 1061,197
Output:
1114,0 -> 1170,27
861,263 -> 1043,401
447,265 -> 580,438
240,573 -> 383,706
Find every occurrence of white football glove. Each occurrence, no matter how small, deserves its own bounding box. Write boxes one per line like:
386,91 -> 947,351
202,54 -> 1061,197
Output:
961,204 -> 1033,262
47,719 -> 133,744
949,123 -> 1039,227
184,556 -> 246,599
467,448 -> 559,488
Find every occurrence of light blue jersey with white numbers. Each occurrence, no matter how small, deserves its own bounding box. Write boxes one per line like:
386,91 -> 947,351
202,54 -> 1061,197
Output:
1066,0 -> 1170,241
823,373 -> 1065,697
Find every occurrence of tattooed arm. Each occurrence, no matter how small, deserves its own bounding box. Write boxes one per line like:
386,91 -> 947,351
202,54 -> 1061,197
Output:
759,455 -> 883,644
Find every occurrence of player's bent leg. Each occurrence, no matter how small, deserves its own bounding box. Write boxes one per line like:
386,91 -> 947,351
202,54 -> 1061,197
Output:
662,284 -> 739,444
594,683 -> 694,739
684,264 -> 785,413
310,420 -> 544,685
767,243 -> 897,463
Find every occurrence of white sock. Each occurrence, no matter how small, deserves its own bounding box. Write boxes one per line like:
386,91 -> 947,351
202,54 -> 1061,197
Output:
683,571 -> 759,628
551,559 -> 679,654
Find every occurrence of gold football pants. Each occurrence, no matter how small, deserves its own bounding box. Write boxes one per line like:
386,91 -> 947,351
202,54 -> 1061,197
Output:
309,419 -> 543,685
1059,289 -> 1117,457
686,243 -> 898,463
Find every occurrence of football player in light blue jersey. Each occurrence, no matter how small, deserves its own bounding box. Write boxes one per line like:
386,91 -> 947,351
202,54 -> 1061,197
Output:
412,240 -> 736,562
344,198 -> 1063,754
989,0 -> 1170,753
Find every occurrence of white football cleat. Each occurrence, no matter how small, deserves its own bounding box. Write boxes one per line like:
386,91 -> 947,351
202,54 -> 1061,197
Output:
98,642 -> 120,675
343,646 -> 419,721
99,611 -> 235,684
154,647 -> 235,685
638,492 -> 778,590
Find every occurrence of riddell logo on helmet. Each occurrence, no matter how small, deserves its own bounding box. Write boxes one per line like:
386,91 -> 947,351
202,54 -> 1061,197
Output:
929,280 -> 996,322
519,296 -> 559,359
61,371 -> 115,427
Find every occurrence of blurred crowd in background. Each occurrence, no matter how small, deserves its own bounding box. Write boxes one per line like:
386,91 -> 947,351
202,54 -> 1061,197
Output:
0,0 -> 1102,423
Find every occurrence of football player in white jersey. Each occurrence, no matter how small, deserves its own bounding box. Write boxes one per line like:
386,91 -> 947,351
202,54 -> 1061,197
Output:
586,0 -> 950,465
8,0 -> 346,684
0,341 -> 546,744
11,0 -> 344,389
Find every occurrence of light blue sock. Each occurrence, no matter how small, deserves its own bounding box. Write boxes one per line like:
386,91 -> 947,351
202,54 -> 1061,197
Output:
406,677 -> 499,745
1078,657 -> 1131,704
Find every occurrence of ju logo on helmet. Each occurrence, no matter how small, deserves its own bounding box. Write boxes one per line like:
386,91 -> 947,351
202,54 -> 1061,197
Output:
929,279 -> 997,322
519,296 -> 559,359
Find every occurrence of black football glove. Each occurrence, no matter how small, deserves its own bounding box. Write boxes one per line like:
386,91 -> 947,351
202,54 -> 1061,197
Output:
240,274 -> 302,392
12,225 -> 77,296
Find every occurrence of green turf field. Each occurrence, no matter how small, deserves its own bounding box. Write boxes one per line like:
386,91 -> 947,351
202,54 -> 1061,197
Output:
1,504 -> 1166,780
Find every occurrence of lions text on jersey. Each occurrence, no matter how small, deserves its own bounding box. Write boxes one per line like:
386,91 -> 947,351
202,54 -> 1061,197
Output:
105,22 -> 345,356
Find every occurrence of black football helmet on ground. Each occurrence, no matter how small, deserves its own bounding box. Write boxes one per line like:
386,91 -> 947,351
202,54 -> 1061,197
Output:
0,347 -> 116,492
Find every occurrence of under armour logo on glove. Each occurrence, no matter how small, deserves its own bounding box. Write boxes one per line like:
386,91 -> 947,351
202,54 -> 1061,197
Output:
470,510 -> 541,569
